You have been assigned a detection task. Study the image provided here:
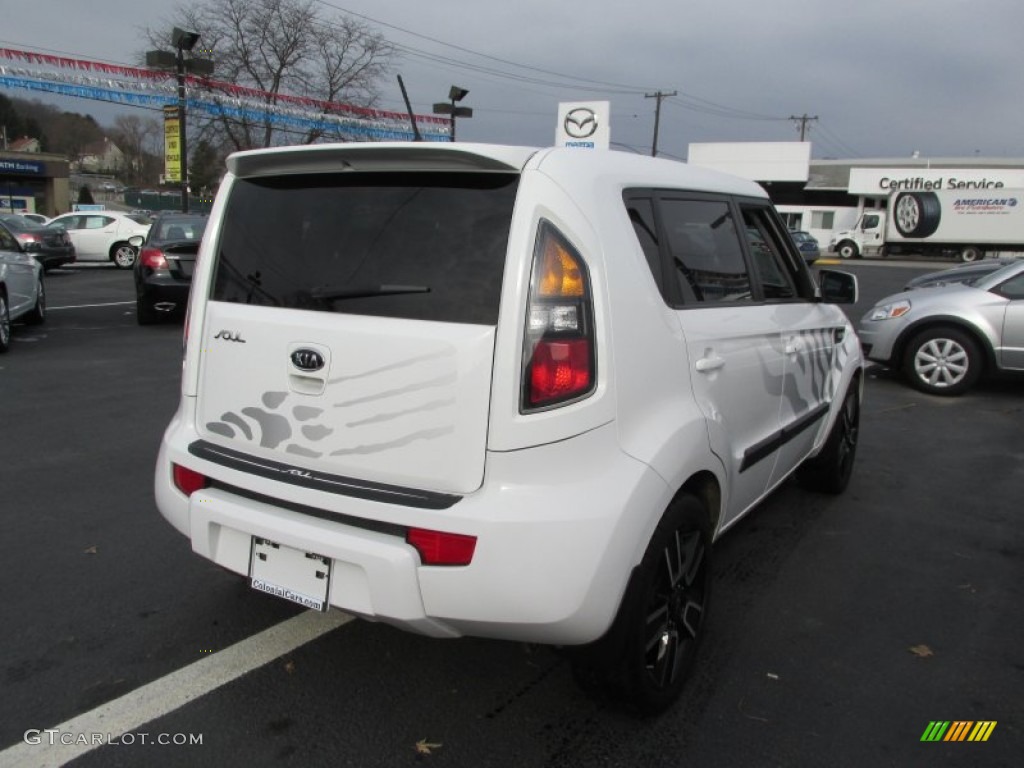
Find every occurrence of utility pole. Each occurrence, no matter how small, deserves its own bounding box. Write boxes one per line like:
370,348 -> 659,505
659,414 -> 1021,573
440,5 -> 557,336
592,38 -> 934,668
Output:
645,90 -> 676,157
789,114 -> 818,141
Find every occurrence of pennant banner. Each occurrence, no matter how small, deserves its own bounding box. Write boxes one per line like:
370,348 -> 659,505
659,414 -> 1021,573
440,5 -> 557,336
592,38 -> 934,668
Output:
0,72 -> 449,142
0,46 -> 450,140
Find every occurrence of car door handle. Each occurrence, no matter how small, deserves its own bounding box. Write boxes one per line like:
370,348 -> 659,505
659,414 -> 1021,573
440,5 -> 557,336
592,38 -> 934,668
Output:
695,354 -> 725,372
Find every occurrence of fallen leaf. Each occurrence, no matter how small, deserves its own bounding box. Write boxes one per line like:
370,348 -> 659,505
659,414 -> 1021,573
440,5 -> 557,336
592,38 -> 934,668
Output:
83,546 -> 97,555
283,660 -> 295,674
909,644 -> 934,658
415,739 -> 443,755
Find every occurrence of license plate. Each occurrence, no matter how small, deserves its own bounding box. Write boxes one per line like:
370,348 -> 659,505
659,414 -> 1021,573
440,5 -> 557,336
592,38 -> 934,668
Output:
249,537 -> 331,611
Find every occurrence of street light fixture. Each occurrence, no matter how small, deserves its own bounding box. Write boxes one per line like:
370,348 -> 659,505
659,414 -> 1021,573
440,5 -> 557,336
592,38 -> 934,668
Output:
432,85 -> 473,142
146,28 -> 213,212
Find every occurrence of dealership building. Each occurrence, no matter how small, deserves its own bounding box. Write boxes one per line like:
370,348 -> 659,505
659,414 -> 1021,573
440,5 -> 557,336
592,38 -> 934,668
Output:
687,142 -> 1024,251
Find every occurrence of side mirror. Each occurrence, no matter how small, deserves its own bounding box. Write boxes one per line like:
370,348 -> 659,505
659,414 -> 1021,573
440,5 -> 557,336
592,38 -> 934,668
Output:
128,235 -> 145,247
819,269 -> 858,304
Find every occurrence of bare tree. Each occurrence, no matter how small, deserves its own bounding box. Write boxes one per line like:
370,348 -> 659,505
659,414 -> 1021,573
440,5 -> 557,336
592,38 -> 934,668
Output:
146,0 -> 394,151
109,114 -> 162,185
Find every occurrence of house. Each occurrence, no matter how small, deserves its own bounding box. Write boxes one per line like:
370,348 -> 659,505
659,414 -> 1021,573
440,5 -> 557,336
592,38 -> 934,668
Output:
76,137 -> 126,174
8,136 -> 41,153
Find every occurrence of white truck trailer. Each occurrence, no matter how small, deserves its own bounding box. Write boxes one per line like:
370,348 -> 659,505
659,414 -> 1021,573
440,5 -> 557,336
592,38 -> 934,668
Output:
829,188 -> 1024,262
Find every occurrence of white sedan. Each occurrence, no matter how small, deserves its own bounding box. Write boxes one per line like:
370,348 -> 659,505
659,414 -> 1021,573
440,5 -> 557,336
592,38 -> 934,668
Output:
48,211 -> 151,269
0,223 -> 46,352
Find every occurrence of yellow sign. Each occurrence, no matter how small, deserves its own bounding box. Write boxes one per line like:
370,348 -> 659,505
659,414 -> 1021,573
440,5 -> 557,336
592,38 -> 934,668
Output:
164,106 -> 181,183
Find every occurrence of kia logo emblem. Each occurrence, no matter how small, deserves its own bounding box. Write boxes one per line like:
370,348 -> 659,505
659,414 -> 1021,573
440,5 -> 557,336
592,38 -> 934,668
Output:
564,108 -> 598,139
290,349 -> 325,372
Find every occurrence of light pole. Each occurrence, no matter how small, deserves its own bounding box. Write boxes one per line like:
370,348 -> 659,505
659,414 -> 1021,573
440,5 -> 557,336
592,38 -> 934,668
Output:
147,28 -> 213,212
172,28 -> 199,212
433,86 -> 473,142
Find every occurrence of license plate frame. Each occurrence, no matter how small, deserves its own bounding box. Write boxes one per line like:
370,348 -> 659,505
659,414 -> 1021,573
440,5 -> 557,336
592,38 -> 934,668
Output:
249,537 -> 331,612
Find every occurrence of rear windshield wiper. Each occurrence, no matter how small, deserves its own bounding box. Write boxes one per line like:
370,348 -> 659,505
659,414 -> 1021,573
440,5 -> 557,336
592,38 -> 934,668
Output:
309,284 -> 431,302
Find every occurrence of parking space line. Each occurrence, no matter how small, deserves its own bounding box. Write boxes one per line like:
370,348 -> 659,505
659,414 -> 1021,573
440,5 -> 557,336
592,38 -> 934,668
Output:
0,610 -> 353,768
48,301 -> 136,311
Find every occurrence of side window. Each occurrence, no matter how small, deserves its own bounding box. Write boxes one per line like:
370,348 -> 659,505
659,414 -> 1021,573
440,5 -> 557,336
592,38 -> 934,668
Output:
811,210 -> 835,229
0,227 -> 17,251
659,198 -> 752,304
996,273 -> 1024,299
624,196 -> 664,298
862,214 -> 880,230
85,216 -> 113,230
741,206 -> 798,301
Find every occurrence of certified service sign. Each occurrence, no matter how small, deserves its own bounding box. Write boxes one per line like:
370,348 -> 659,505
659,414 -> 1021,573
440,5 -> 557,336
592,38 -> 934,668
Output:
555,101 -> 611,150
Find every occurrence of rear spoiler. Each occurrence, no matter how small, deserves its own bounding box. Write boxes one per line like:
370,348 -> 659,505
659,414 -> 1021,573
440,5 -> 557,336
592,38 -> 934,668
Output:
227,143 -> 538,178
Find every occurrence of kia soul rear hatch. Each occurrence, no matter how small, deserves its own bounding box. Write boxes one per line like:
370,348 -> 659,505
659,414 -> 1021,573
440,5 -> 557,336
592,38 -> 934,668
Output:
195,155 -> 521,498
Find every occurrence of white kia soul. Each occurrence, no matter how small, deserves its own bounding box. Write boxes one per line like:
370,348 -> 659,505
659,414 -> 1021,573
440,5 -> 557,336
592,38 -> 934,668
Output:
156,143 -> 863,713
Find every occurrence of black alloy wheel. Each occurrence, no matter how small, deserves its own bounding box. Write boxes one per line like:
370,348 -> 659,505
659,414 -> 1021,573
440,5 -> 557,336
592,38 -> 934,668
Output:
608,493 -> 711,715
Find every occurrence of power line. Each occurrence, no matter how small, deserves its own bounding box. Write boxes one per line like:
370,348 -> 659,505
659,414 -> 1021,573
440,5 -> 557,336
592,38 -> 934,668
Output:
666,95 -> 786,121
314,1 -> 656,94
390,43 -> 641,95
815,121 -> 862,158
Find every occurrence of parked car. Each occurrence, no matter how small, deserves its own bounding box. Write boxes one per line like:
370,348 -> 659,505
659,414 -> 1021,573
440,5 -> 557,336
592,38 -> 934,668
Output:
789,230 -> 821,264
155,143 -> 863,714
10,212 -> 49,225
902,257 -> 1018,291
859,260 -> 1024,395
0,214 -> 76,271
133,212 -> 207,325
47,210 -> 151,268
0,222 -> 46,353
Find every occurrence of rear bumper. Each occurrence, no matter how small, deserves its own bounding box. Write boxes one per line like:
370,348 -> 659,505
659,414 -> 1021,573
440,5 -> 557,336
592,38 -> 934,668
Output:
137,278 -> 191,311
156,416 -> 669,645
36,249 -> 75,270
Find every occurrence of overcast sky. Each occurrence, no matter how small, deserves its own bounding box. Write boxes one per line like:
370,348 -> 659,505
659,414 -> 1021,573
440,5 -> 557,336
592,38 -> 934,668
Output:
3,0 -> 1023,161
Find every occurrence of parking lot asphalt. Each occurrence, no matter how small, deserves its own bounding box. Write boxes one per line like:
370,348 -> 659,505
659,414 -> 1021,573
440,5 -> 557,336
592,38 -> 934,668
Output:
1,261 -> 1020,767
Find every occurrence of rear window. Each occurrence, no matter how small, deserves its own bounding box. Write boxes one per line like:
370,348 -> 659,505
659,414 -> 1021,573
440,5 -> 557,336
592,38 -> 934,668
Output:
211,171 -> 519,325
154,216 -> 207,241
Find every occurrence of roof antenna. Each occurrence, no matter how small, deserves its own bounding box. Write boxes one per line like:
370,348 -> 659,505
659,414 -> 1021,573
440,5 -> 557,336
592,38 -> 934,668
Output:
397,75 -> 422,142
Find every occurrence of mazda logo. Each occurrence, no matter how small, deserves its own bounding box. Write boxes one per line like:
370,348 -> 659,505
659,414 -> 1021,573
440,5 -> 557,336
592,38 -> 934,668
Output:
564,108 -> 598,139
290,349 -> 325,372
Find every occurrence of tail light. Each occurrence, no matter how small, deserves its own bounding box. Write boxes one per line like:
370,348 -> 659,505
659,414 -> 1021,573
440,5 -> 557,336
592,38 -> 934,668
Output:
172,463 -> 209,496
407,528 -> 477,566
139,246 -> 168,270
521,221 -> 596,411
15,233 -> 41,245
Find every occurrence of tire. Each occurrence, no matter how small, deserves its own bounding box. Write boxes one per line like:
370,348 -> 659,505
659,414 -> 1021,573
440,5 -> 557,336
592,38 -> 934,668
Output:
893,192 -> 941,238
903,326 -> 982,396
959,246 -> 982,263
136,299 -> 159,326
0,292 -> 10,353
837,241 -> 859,260
24,276 -> 46,325
112,243 -> 138,269
572,493 -> 712,715
797,382 -> 860,494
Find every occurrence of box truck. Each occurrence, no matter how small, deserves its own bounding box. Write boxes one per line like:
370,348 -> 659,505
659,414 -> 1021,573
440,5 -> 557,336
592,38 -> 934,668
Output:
829,188 -> 1024,262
